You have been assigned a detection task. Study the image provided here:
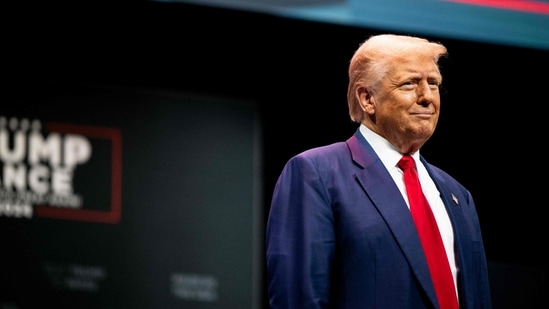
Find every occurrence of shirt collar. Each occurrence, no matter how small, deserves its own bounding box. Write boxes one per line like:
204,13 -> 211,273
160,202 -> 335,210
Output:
358,124 -> 421,170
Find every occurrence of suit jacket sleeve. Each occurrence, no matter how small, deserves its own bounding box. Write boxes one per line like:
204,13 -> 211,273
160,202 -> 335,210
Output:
266,151 -> 335,309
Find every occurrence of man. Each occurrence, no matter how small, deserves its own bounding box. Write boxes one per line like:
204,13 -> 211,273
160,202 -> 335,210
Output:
266,34 -> 492,308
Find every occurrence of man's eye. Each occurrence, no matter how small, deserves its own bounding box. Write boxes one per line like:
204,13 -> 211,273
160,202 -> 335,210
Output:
400,82 -> 415,89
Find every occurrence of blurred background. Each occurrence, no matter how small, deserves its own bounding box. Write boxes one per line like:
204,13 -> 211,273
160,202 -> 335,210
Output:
2,0 -> 547,308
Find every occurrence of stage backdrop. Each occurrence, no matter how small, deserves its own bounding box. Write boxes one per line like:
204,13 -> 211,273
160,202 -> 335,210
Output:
0,82 -> 263,309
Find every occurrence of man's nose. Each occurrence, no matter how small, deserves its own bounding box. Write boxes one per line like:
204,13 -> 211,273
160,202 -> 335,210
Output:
417,81 -> 436,103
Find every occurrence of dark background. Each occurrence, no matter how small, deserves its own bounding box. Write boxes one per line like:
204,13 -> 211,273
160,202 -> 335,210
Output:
5,1 -> 548,308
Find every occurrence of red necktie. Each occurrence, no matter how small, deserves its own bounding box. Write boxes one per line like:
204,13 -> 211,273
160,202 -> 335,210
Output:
398,155 -> 459,309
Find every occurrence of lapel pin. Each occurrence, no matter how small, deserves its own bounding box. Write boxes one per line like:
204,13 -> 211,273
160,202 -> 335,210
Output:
451,193 -> 459,205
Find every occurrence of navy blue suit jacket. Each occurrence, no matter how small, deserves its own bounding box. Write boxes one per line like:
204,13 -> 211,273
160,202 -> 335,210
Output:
266,129 -> 492,308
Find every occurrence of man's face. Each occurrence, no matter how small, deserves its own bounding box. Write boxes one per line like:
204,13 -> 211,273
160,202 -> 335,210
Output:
367,55 -> 442,152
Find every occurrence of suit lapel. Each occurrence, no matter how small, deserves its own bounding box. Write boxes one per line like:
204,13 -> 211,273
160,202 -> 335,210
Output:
347,132 -> 439,307
422,160 -> 470,272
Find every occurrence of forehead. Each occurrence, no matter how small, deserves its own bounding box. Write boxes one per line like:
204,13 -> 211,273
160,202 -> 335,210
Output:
386,55 -> 441,78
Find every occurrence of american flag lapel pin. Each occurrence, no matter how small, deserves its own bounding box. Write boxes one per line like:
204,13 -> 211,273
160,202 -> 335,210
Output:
451,193 -> 459,205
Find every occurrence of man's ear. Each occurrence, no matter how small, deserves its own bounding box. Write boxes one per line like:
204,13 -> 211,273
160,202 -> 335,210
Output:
357,86 -> 375,115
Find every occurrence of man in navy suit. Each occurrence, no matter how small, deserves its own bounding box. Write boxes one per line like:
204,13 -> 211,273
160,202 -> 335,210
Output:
266,34 -> 492,308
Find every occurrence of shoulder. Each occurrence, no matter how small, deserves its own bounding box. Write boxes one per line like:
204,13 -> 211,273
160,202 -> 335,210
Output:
289,141 -> 350,167
424,161 -> 470,195
425,163 -> 459,184
298,141 -> 349,158
281,141 -> 350,173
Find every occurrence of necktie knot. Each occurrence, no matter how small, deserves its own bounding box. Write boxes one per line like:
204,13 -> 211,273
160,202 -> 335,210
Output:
397,155 -> 416,171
